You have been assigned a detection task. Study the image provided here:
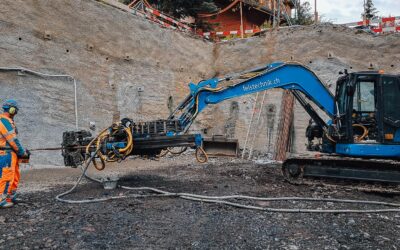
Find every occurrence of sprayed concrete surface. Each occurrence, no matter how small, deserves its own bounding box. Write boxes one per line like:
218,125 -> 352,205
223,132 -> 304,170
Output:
1,0 -> 399,165
0,0 -> 213,165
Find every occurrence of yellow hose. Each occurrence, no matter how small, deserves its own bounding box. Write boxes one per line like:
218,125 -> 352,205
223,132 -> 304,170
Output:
191,86 -> 223,120
85,124 -> 135,170
92,157 -> 106,171
86,127 -> 110,155
352,124 -> 369,142
102,126 -> 134,162
118,127 -> 133,154
195,147 -> 208,163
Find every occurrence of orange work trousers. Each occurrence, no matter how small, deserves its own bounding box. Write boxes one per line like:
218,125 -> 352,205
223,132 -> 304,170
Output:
0,151 -> 19,201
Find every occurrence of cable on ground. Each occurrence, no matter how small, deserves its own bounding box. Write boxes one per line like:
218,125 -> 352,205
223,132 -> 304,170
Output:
56,150 -> 400,213
55,121 -> 400,213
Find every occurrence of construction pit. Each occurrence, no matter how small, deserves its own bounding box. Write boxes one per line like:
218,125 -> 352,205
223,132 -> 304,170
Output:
1,0 -> 400,249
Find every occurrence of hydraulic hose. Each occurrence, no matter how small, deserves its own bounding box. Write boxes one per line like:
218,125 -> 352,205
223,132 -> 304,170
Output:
195,147 -> 208,163
93,124 -> 134,165
352,124 -> 369,142
55,149 -> 100,203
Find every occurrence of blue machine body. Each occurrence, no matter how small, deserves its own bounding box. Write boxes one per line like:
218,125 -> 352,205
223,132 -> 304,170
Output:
336,143 -> 400,157
106,142 -> 127,150
198,63 -> 334,117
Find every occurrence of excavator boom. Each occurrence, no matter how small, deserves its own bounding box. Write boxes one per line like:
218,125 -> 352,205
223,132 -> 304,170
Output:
170,62 -> 335,132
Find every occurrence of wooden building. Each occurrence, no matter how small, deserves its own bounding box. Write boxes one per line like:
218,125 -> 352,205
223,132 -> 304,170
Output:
197,0 -> 295,36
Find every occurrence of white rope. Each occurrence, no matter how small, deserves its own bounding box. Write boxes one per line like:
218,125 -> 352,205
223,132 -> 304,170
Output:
55,156 -> 400,213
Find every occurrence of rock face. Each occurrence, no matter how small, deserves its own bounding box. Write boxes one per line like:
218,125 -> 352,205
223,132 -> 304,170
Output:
0,0 -> 399,164
0,0 -> 213,165
214,25 -> 400,155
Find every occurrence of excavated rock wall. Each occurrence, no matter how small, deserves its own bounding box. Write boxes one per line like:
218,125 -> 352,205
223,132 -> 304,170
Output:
1,0 -> 399,164
214,26 -> 400,154
0,0 -> 214,165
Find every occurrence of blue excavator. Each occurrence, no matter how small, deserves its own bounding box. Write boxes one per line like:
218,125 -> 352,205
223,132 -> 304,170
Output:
62,61 -> 400,183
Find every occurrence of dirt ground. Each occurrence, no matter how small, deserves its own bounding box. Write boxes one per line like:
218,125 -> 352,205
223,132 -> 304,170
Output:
1,155 -> 400,249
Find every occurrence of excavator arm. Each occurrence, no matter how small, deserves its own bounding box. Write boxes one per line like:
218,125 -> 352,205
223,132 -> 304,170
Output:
170,62 -> 335,133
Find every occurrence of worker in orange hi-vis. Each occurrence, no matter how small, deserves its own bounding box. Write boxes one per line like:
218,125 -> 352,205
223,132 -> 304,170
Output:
0,100 -> 30,208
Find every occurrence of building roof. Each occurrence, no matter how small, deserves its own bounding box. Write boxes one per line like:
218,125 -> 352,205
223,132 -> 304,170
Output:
198,0 -> 293,24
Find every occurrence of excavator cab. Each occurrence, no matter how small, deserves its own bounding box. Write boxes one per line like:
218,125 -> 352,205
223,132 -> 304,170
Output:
334,72 -> 400,145
285,71 -> 400,184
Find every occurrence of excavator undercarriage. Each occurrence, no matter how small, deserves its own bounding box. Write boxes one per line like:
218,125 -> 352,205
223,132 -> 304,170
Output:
282,154 -> 400,184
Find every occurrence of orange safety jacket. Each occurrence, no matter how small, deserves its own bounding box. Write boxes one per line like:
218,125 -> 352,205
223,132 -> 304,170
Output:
0,114 -> 25,157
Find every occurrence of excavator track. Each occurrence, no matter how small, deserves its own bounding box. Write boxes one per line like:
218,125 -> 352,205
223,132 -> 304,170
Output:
282,154 -> 400,193
304,181 -> 400,195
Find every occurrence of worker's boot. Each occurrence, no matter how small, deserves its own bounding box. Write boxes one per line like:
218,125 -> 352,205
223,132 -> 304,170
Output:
10,192 -> 19,204
0,198 -> 14,208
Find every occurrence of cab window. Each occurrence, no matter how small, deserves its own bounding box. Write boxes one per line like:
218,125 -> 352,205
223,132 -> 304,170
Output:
382,76 -> 400,122
352,80 -> 375,112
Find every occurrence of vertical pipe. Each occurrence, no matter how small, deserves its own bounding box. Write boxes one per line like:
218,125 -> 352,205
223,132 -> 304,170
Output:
272,0 -> 276,28
363,0 -> 367,26
277,0 -> 281,27
314,0 -> 318,23
240,1 -> 244,38
73,78 -> 78,129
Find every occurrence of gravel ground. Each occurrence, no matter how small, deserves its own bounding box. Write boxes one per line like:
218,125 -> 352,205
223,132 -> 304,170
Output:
1,156 -> 400,249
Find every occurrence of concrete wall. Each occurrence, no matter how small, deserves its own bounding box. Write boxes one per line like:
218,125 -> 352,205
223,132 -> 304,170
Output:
1,0 -> 399,165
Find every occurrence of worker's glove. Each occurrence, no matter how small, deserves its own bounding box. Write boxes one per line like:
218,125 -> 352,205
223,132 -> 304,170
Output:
19,150 -> 30,163
21,149 -> 31,159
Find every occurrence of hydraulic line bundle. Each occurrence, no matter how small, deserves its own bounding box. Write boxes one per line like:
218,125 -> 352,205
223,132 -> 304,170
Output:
61,118 -> 208,170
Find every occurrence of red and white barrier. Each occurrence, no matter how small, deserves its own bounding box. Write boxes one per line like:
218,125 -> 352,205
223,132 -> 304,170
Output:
199,28 -> 262,37
145,7 -> 192,31
344,16 -> 400,34
127,0 -> 192,32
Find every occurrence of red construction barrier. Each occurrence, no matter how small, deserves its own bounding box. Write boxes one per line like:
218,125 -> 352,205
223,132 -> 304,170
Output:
357,20 -> 370,26
382,17 -> 396,23
372,27 -> 382,33
346,16 -> 400,34
199,28 -> 261,37
128,0 -> 192,32
145,6 -> 192,31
